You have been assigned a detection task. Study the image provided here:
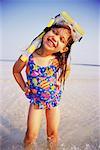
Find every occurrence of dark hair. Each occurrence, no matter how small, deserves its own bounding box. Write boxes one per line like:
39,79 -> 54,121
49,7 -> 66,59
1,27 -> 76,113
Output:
44,24 -> 74,89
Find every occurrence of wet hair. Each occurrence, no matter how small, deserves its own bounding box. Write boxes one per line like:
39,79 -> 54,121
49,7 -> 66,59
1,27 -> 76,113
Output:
24,23 -> 74,90
43,24 -> 74,89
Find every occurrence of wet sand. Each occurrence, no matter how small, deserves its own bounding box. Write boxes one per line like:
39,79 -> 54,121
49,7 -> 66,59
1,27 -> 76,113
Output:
0,61 -> 100,150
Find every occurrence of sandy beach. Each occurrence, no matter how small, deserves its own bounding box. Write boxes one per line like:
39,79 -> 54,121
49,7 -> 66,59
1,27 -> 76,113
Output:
0,61 -> 100,150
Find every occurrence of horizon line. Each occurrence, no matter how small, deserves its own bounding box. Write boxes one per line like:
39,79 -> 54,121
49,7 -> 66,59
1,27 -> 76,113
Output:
0,59 -> 100,67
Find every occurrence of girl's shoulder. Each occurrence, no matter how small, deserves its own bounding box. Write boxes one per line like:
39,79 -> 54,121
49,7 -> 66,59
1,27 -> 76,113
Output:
28,52 -> 36,61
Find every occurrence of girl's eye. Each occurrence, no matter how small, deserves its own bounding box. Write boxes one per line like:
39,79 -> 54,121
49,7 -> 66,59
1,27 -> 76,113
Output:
52,30 -> 58,35
60,37 -> 65,43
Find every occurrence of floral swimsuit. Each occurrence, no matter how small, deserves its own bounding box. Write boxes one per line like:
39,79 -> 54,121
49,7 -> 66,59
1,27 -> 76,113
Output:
25,54 -> 62,109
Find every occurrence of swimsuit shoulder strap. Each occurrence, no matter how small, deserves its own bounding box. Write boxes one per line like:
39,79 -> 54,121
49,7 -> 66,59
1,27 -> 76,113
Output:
28,53 -> 35,62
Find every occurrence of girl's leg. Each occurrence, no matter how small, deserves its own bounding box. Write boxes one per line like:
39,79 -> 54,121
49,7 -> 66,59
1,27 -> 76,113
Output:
23,104 -> 43,146
45,106 -> 60,149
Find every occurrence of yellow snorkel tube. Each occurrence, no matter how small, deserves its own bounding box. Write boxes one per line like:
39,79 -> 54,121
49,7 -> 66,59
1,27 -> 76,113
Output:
20,11 -> 85,62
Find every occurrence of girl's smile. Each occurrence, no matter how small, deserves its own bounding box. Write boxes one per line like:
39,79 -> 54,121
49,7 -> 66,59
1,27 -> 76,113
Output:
46,37 -> 58,48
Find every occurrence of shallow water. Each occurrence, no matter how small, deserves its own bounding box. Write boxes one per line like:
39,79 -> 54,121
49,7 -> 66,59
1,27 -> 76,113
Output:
1,142 -> 100,150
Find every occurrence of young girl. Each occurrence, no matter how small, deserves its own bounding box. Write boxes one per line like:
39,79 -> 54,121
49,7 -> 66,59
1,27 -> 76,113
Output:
13,12 -> 84,149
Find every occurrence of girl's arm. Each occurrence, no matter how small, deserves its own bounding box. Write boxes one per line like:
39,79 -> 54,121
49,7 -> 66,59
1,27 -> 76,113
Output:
52,59 -> 71,82
56,66 -> 71,89
64,65 -> 71,80
60,65 -> 71,83
13,56 -> 27,92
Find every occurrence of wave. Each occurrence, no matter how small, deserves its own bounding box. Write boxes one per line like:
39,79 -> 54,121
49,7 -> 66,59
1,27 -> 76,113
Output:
72,63 -> 100,67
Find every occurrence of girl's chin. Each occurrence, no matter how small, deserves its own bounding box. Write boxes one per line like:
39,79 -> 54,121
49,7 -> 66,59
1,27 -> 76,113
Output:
44,44 -> 55,51
43,42 -> 59,53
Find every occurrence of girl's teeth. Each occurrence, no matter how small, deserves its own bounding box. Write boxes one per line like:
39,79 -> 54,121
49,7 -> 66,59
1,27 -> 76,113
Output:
48,39 -> 55,47
47,39 -> 54,47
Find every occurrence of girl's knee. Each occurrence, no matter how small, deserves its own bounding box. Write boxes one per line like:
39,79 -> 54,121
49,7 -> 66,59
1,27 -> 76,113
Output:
24,130 -> 38,145
47,128 -> 58,136
47,130 -> 58,143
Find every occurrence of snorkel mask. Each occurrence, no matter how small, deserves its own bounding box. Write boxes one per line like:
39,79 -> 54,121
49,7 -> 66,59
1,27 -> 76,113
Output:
20,11 -> 85,62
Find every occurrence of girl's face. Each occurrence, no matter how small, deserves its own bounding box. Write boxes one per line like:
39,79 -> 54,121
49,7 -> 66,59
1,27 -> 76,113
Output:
42,27 -> 71,53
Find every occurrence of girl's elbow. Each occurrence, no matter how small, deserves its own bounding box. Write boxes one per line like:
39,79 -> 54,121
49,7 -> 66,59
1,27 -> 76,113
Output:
12,64 -> 17,75
12,61 -> 20,74
12,59 -> 26,74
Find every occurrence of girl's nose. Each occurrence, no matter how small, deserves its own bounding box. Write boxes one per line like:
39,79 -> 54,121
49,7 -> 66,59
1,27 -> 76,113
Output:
53,34 -> 60,42
51,36 -> 59,47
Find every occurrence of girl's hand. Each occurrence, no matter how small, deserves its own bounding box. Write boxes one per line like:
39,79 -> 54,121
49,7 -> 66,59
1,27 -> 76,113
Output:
24,83 -> 31,94
24,86 -> 30,93
56,80 -> 61,90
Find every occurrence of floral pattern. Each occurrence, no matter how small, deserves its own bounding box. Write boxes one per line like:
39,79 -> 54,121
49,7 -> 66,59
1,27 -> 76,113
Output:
25,54 -> 62,109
